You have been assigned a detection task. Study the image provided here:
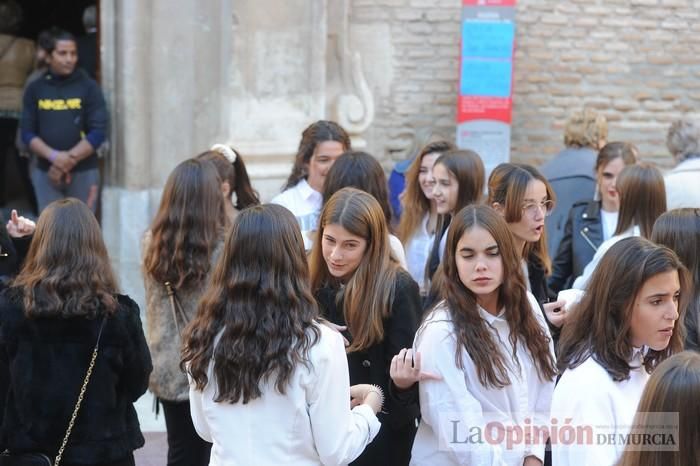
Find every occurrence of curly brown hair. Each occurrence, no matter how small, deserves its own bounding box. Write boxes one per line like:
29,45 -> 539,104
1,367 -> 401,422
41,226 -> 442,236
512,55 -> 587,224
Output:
13,198 -> 118,318
143,159 -> 226,291
182,205 -> 320,403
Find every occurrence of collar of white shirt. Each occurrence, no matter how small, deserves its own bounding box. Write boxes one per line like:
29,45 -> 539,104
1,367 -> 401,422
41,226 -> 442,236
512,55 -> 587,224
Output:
478,305 -> 506,325
297,178 -> 322,203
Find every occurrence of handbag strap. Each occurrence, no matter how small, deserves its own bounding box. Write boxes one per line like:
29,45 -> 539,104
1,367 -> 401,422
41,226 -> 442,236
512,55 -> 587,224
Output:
164,281 -> 190,335
54,316 -> 107,466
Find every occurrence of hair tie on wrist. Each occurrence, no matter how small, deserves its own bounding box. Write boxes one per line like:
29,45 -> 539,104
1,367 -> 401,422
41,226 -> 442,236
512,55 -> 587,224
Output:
49,150 -> 58,163
210,144 -> 237,164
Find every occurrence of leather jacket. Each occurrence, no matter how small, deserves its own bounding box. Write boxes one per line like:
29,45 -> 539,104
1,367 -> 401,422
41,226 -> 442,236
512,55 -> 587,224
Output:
548,200 -> 604,293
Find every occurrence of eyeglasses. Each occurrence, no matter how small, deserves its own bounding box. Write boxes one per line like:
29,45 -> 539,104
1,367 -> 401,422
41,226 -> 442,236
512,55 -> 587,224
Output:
522,200 -> 554,217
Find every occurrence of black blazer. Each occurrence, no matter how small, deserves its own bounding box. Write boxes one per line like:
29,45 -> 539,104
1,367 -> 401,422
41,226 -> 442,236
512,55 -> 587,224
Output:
548,200 -> 604,293
0,290 -> 152,465
315,269 -> 421,466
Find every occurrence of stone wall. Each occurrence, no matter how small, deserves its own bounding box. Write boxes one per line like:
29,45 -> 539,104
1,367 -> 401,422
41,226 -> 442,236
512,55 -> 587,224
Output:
352,0 -> 700,167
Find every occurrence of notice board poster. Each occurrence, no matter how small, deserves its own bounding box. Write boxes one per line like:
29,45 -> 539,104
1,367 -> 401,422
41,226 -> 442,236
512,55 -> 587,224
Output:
457,0 -> 516,175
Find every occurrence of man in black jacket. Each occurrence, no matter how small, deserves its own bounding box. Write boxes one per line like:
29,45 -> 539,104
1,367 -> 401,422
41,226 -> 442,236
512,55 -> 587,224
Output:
20,28 -> 107,213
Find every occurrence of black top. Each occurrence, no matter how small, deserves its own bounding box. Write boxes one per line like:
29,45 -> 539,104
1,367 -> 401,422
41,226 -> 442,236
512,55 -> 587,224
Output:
21,69 -> 107,172
0,289 -> 152,465
315,269 -> 421,466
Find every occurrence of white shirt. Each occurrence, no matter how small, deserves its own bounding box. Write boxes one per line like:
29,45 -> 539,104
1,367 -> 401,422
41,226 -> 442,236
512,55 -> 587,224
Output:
571,225 -> 640,290
665,157 -> 700,209
411,292 -> 555,465
189,324 -> 381,466
271,179 -> 323,250
551,351 -> 649,466
404,214 -> 434,290
599,209 -> 618,242
389,233 -> 408,270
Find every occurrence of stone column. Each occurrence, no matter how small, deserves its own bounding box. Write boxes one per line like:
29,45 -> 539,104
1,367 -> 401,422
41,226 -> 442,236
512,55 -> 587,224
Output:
100,0 -> 233,306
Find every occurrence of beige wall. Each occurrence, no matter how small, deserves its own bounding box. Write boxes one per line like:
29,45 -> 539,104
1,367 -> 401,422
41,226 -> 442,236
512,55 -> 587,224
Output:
352,0 -> 700,167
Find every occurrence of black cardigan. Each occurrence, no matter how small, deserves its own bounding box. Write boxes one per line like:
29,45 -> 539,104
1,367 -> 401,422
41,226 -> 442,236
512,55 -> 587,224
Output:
315,269 -> 421,466
0,289 -> 152,465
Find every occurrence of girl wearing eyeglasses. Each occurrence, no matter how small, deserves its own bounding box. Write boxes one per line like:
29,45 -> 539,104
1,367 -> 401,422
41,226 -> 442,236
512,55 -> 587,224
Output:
487,163 -> 556,305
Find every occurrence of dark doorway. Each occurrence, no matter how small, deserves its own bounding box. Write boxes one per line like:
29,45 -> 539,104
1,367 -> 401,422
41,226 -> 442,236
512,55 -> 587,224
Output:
17,0 -> 96,41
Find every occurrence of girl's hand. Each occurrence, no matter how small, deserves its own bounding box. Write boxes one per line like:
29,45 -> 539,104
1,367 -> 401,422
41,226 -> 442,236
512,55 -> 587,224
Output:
350,384 -> 384,414
543,299 -> 568,328
6,210 -> 35,238
390,348 -> 442,390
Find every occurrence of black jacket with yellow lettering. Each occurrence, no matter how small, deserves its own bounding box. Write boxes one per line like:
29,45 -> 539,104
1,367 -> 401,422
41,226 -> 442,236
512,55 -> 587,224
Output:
20,69 -> 107,172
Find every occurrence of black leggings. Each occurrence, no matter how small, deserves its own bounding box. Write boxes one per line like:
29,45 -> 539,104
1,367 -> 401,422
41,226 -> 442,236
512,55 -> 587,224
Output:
160,398 -> 211,466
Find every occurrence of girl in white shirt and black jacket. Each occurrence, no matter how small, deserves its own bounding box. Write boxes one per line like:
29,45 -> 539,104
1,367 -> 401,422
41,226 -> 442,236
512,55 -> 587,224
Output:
410,205 -> 557,466
552,237 -> 688,466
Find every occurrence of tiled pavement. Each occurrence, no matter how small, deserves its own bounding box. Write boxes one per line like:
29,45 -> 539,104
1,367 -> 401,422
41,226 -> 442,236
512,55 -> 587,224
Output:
133,392 -> 168,466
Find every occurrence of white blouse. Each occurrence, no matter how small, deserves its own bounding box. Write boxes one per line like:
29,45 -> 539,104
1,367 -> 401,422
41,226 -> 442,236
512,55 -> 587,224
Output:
411,292 -> 555,465
551,351 -> 649,466
404,214 -> 434,291
189,324 -> 381,466
271,179 -> 323,250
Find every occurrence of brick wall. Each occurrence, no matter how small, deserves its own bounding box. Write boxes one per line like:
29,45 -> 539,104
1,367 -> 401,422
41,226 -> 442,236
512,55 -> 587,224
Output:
352,0 -> 700,168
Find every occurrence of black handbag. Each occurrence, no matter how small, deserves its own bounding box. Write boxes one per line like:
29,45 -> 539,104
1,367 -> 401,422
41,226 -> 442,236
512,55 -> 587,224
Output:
0,317 -> 107,466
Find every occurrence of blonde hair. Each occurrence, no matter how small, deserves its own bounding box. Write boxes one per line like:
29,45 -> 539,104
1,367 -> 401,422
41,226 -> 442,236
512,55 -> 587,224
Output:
564,109 -> 608,149
397,141 -> 455,243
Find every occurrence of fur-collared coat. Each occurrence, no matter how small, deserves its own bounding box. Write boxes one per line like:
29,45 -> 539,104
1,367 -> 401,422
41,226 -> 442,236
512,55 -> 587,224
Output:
142,233 -> 223,401
0,289 -> 151,464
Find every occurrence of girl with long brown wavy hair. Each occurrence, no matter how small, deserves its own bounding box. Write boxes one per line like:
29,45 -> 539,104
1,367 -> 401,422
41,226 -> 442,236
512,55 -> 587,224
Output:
309,187 -> 422,466
410,205 -> 556,465
181,204 -> 383,465
0,198 -> 151,466
552,237 -> 688,466
397,141 -> 455,290
616,351 -> 700,466
142,158 -> 226,466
